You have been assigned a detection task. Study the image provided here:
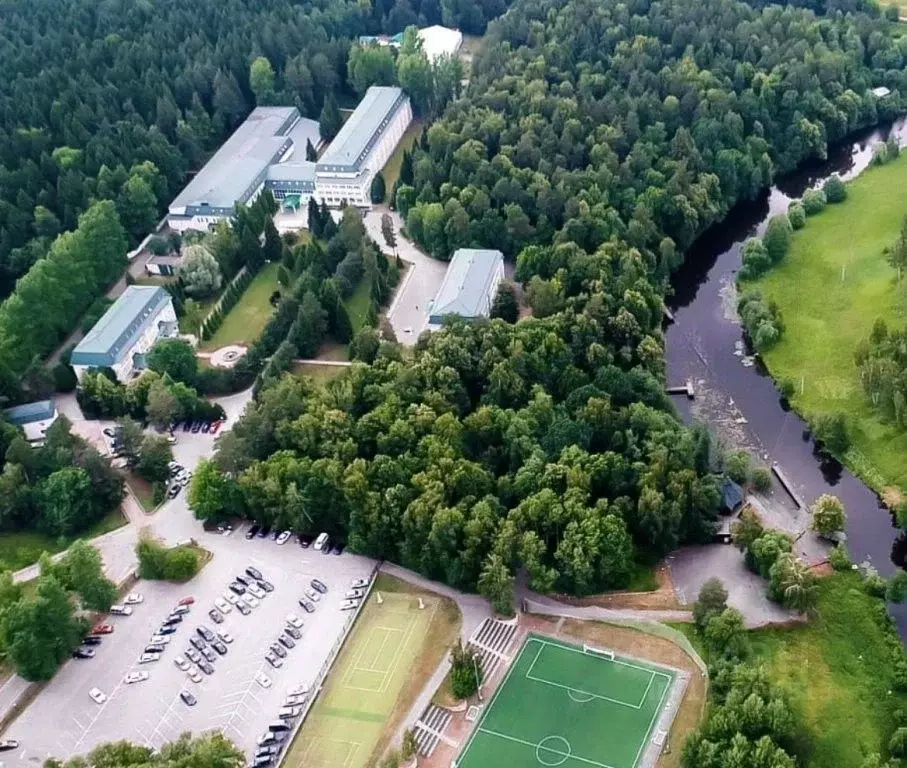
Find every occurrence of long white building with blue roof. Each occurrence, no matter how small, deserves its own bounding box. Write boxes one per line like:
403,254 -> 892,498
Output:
70,286 -> 178,383
167,86 -> 411,232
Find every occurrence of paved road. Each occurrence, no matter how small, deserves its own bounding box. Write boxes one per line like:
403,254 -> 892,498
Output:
363,207 -> 448,345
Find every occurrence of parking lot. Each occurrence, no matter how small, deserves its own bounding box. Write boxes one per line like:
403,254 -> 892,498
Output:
4,524 -> 375,766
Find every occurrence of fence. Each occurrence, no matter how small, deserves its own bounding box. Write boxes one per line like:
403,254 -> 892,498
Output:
276,559 -> 383,767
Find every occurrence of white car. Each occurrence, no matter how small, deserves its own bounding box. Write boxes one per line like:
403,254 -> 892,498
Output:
217,631 -> 234,644
345,588 -> 365,599
223,591 -> 240,605
242,595 -> 260,609
276,530 -> 291,545
256,673 -> 272,689
149,635 -> 171,645
124,671 -> 149,684
109,605 -> 133,616
124,592 -> 144,605
304,588 -> 320,602
248,584 -> 266,599
289,683 -> 310,697
341,599 -> 360,611
284,694 -> 307,706
138,653 -> 160,664
351,578 -> 370,589
89,687 -> 107,704
214,598 -> 232,614
187,668 -> 202,684
286,614 -> 303,629
174,655 -> 190,671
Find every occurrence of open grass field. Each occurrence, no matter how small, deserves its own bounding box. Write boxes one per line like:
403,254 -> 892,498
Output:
379,120 -> 422,200
0,509 -> 126,573
753,153 -> 907,492
285,582 -> 453,768
292,363 -> 348,387
344,276 -> 374,335
457,635 -> 677,768
200,263 -> 280,351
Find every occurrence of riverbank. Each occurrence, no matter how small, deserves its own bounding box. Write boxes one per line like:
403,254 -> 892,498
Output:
752,152 -> 907,495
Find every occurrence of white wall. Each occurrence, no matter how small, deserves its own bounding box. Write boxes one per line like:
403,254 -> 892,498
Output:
21,413 -> 58,442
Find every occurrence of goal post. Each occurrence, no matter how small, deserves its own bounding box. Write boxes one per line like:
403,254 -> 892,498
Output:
583,643 -> 615,661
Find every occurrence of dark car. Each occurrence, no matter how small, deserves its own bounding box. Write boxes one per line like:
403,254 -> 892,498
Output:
208,609 -> 224,625
235,574 -> 250,587
0,740 -> 19,752
270,643 -> 287,659
82,635 -> 103,646
258,580 -> 274,593
284,625 -> 302,640
201,646 -> 217,663
229,582 -> 246,596
167,485 -> 181,499
331,543 -> 345,555
197,626 -> 216,642
180,690 -> 197,706
269,529 -> 280,541
157,625 -> 177,635
201,422 -> 211,433
236,600 -> 251,616
246,524 -> 260,540
246,566 -> 263,580
72,647 -> 95,659
252,757 -> 273,768
198,660 -> 215,675
182,421 -> 192,432
298,534 -> 313,548
191,421 -> 202,433
256,746 -> 279,758
298,599 -> 315,614
144,644 -> 166,654
278,634 -> 296,649
257,526 -> 270,538
189,636 -> 206,651
163,614 -> 183,625
310,579 -> 327,594
321,542 -> 333,556
212,641 -> 228,655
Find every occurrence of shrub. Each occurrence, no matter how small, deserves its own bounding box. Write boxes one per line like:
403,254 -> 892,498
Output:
779,377 -> 796,398
152,482 -> 166,506
450,639 -> 483,699
739,238 -> 771,279
814,412 -> 849,455
738,291 -> 784,351
887,570 -> 907,603
763,215 -> 792,263
823,175 -> 847,203
752,467 -> 772,492
801,188 -> 827,215
810,493 -> 847,538
787,203 -> 806,230
136,537 -> 201,581
864,569 -> 888,598
693,577 -> 728,630
703,608 -> 749,659
725,451 -> 750,485
828,544 -> 851,572
53,362 -> 77,392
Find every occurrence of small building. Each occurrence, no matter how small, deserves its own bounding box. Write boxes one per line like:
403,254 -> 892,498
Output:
721,478 -> 745,514
418,25 -> 463,62
70,286 -> 178,383
4,400 -> 58,442
145,253 -> 184,277
428,248 -> 505,326
315,86 -> 413,208
871,86 -> 891,99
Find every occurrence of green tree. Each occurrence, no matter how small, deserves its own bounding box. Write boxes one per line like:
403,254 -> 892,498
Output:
306,139 -> 318,162
136,537 -> 200,581
380,213 -> 397,252
886,570 -> 907,603
57,540 -> 117,612
823,175 -> 847,203
348,45 -> 397,96
116,173 -> 159,243
450,639 -> 483,699
319,95 -> 343,141
189,459 -> 236,523
263,218 -> 282,264
250,56 -> 276,104
37,467 -> 94,536
180,244 -> 223,297
693,577 -> 728,630
370,172 -> 387,204
768,553 -> 818,613
136,435 -> 173,484
752,467 -> 772,492
787,203 -> 806,230
397,48 -> 433,115
478,553 -> 514,616
146,379 -> 178,429
814,412 -> 849,455
147,340 -> 198,386
762,215 -> 792,264
115,416 -> 145,459
491,283 -> 519,323
725,451 -> 750,484
810,494 -> 846,538
704,607 -> 749,659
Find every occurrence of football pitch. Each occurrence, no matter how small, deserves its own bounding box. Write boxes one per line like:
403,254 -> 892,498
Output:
456,635 -> 677,768
285,591 -> 437,768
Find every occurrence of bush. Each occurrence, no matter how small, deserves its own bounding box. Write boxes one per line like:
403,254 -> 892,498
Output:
864,570 -> 888,598
787,203 -> 806,230
823,175 -> 847,203
828,544 -> 851,571
704,608 -> 749,659
725,451 -> 750,485
693,577 -> 728,630
801,188 -> 827,215
814,412 -> 849,455
763,215 -> 792,263
739,238 -> 771,279
152,482 -> 166,506
752,467 -> 772,492
136,537 -> 201,581
810,493 -> 847,538
779,377 -> 796,399
53,362 -> 77,392
450,639 -> 483,699
738,291 -> 784,351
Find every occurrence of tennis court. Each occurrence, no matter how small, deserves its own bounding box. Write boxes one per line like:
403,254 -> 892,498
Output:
285,591 -> 437,768
456,635 -> 677,768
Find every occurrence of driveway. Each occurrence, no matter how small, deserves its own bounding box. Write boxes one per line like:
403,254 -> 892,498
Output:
363,207 -> 448,345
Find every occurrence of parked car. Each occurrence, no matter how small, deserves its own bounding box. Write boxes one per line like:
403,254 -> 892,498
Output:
246,524 -> 260,539
187,668 -> 203,684
276,530 -> 291,545
91,623 -> 113,634
214,598 -> 232,614
185,648 -> 201,664
0,740 -> 19,751
278,634 -> 295,649
332,543 -> 346,555
256,673 -> 272,689
212,641 -> 228,655
269,643 -> 287,659
149,635 -> 172,645
198,660 -> 215,675
208,609 -> 224,625
236,600 -> 251,616
89,687 -> 107,705
298,534 -> 313,548
125,592 -> 144,604
82,635 -> 102,646
228,582 -> 246,596
235,574 -> 251,587
172,604 -> 191,615
174,656 -> 190,671
286,614 -> 303,629
313,532 -> 329,551
144,644 -> 166,654
284,694 -> 307,707
157,625 -> 177,635
310,578 -> 328,594
284,625 -> 302,640
102,427 -> 117,438
248,584 -> 266,599
257,526 -> 270,538
210,420 -> 223,434
341,599 -> 360,611
257,580 -> 274,593
351,578 -> 370,589
269,529 -> 280,541
345,588 -> 366,599
278,706 -> 302,719
217,631 -> 234,644
180,690 -> 197,707
109,605 -> 132,616
124,671 -> 149,684
264,653 -> 283,669
191,421 -> 202,433
197,625 -> 215,642
246,566 -> 263,580
223,590 -> 240,605
242,594 -> 260,609
190,636 -> 206,651
178,596 -> 195,606
182,421 -> 192,432
304,588 -> 320,602
167,485 -> 181,499
138,653 -> 160,664
201,646 -> 217,663
72,647 -> 95,659
298,598 -> 315,614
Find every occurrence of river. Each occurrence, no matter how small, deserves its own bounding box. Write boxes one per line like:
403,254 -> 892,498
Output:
665,116 -> 907,635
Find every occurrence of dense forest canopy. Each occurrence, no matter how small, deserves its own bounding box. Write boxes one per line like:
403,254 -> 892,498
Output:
0,0 -> 505,298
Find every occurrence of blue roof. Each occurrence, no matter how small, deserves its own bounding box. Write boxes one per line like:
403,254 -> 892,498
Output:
71,286 -> 172,368
429,249 -> 503,323
316,87 -> 408,174
4,400 -> 56,425
722,478 -> 745,511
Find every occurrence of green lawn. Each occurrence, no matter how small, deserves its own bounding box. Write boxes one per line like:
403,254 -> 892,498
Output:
292,362 -> 348,387
200,263 -> 280,351
752,153 -> 907,493
344,276 -> 373,335
0,509 -> 127,573
626,561 -> 659,592
379,120 -> 422,201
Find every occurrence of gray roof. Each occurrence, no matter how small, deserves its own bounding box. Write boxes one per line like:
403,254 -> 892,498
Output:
169,107 -> 301,213
316,87 -> 408,173
71,286 -> 172,368
4,400 -> 56,425
286,118 -> 322,156
429,249 -> 503,322
267,160 -> 317,184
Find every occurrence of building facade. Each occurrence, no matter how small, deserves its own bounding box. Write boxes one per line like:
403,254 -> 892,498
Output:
429,248 -> 505,326
4,400 -> 58,442
70,286 -> 178,383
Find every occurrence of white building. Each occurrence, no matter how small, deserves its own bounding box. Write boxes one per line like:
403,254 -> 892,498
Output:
70,286 -> 178,382
428,248 -> 504,326
419,25 -> 463,62
314,86 -> 413,208
4,400 -> 58,442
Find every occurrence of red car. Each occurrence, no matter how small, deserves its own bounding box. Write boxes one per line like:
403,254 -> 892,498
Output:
209,421 -> 223,435
178,596 -> 195,606
91,624 -> 114,635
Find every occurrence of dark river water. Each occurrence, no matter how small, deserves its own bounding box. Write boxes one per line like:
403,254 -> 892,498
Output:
665,117 -> 907,635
